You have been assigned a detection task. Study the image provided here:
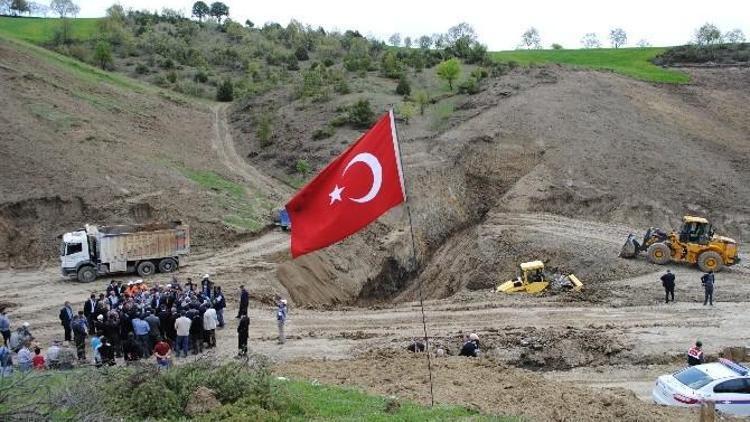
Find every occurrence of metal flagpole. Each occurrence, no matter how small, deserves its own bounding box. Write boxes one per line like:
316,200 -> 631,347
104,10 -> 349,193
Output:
389,108 -> 435,406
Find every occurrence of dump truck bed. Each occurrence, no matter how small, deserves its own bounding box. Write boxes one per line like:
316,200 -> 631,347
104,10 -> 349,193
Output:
89,223 -> 189,263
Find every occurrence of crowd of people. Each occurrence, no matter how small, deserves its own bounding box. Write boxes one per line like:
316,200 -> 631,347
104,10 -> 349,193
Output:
0,274 -> 291,376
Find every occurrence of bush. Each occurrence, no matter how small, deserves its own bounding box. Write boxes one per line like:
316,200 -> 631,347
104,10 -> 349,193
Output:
194,69 -> 209,83
256,114 -> 273,147
295,159 -> 311,176
551,43 -> 563,50
161,57 -> 175,69
322,58 -> 335,67
135,63 -> 149,74
395,75 -> 411,96
458,77 -> 480,94
216,79 -> 234,102
166,70 -> 178,83
312,125 -> 335,140
295,46 -> 309,61
347,99 -> 376,128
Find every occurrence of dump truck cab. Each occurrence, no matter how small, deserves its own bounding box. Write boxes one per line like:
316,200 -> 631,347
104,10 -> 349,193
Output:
60,229 -> 93,278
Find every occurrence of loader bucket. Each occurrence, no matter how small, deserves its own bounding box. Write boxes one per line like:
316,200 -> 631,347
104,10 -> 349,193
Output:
619,235 -> 637,258
567,274 -> 584,291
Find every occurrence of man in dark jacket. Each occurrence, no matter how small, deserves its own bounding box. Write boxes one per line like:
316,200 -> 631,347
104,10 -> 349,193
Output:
237,285 -> 249,318
701,271 -> 715,306
59,301 -> 74,341
661,270 -> 676,303
190,312 -> 204,354
214,286 -> 226,328
237,314 -> 249,357
72,312 -> 88,361
83,294 -> 98,335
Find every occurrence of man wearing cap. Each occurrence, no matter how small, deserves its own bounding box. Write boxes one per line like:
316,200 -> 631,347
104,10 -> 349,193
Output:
661,270 -> 676,303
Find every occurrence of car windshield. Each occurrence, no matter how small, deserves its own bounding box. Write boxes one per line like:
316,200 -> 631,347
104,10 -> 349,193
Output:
674,367 -> 715,390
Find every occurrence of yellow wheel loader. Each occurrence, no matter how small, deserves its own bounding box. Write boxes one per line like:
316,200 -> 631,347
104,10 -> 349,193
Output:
496,260 -> 583,294
620,216 -> 739,272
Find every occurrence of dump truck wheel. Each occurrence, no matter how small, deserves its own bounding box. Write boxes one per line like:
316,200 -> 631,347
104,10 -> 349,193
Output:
698,251 -> 723,272
647,243 -> 671,265
158,258 -> 177,273
77,266 -> 96,283
136,261 -> 156,277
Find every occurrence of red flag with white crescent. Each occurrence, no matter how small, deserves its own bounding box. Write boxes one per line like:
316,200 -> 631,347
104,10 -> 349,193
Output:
285,110 -> 406,258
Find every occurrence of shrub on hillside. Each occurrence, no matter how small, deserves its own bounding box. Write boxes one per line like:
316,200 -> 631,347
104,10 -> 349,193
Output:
194,69 -> 209,83
256,114 -> 273,147
312,125 -> 335,140
458,77 -> 481,94
295,46 -> 309,61
395,75 -> 411,96
216,78 -> 234,101
166,70 -> 178,83
347,99 -> 376,128
135,63 -> 149,74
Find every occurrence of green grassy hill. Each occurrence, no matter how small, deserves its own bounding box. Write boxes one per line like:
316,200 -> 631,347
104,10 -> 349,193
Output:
0,16 -> 98,43
492,47 -> 690,83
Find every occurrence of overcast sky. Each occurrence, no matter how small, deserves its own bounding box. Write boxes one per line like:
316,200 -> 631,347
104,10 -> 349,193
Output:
75,0 -> 749,50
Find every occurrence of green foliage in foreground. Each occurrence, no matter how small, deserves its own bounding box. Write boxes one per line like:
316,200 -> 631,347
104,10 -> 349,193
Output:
491,47 -> 690,84
0,16 -> 98,44
0,360 -> 518,421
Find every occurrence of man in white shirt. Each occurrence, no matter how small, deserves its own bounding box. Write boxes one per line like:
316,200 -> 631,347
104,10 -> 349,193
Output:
174,312 -> 192,358
203,306 -> 218,348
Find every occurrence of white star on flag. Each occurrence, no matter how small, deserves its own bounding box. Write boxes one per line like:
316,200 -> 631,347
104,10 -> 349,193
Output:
329,185 -> 344,205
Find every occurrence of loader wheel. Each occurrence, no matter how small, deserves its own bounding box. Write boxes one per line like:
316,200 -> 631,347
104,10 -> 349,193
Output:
77,266 -> 97,283
647,243 -> 671,265
698,251 -> 723,272
158,258 -> 177,273
136,261 -> 156,277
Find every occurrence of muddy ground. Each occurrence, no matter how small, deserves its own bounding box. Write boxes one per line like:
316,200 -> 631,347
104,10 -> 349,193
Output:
2,232 -> 748,421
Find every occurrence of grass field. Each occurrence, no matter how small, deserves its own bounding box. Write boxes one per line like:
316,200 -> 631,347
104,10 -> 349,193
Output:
0,16 -> 98,43
492,47 -> 690,84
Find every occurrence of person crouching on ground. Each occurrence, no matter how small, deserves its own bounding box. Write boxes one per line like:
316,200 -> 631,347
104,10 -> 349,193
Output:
153,338 -> 172,369
459,333 -> 481,357
688,340 -> 705,366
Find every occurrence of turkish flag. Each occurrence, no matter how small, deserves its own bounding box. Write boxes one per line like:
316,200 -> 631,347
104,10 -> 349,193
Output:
285,111 -> 406,258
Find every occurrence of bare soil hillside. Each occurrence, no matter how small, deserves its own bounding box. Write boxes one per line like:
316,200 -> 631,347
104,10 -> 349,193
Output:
230,66 -> 750,305
0,38 -> 283,268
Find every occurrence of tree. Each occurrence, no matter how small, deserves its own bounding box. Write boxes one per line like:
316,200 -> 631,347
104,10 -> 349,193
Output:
192,1 -> 209,21
609,28 -> 627,48
0,0 -> 10,14
446,22 -> 477,45
520,27 -> 541,49
636,39 -> 651,48
244,19 -> 254,28
431,33 -> 445,49
216,78 -> 234,102
93,40 -> 113,70
693,23 -> 722,45
49,0 -> 78,18
404,36 -> 412,48
10,0 -> 30,15
388,33 -> 401,47
581,32 -> 601,48
725,28 -> 745,44
29,1 -> 48,16
418,35 -> 431,49
209,1 -> 229,23
436,58 -> 460,90
395,75 -> 410,96
414,90 -> 430,115
551,43 -> 563,50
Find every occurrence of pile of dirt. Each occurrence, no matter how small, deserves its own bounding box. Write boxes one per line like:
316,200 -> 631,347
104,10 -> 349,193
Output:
277,351 -> 697,421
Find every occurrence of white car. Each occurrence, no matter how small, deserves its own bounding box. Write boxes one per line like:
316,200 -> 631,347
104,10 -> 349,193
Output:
653,358 -> 750,416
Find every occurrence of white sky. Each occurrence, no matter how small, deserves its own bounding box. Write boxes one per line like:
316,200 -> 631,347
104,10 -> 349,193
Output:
76,0 -> 749,50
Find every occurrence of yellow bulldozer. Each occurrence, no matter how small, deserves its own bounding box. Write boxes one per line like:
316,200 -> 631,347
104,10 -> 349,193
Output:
496,260 -> 584,294
620,216 -> 739,272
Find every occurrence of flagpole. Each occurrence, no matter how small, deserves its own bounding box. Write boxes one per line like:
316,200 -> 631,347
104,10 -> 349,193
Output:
389,108 -> 435,407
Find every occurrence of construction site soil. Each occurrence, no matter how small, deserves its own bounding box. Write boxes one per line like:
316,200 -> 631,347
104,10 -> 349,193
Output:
2,34 -> 750,420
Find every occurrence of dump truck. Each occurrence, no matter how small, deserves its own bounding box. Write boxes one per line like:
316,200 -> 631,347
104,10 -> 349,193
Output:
620,215 -> 739,272
60,222 -> 190,282
496,260 -> 583,294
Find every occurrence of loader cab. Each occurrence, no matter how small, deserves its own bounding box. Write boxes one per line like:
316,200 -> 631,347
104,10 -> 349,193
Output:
60,230 -> 91,274
679,216 -> 713,245
520,261 -> 545,284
